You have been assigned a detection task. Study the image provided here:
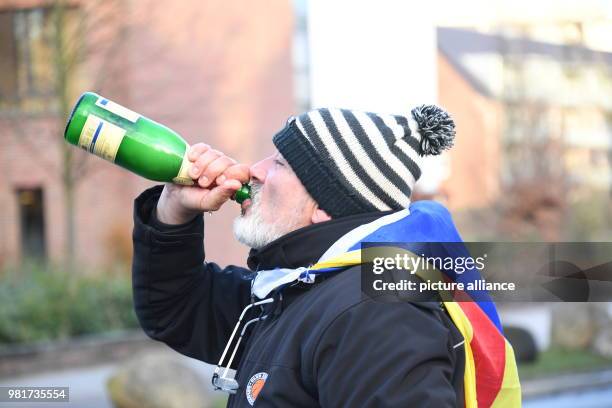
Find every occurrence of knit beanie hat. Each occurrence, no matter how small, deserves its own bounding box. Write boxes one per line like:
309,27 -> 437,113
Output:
272,105 -> 456,218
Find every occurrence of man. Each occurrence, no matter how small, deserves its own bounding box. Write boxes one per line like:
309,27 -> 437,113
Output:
132,106 -> 519,407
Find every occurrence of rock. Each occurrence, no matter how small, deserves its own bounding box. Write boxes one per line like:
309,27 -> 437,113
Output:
592,303 -> 612,358
107,351 -> 212,408
504,326 -> 538,363
593,327 -> 612,358
550,303 -> 596,350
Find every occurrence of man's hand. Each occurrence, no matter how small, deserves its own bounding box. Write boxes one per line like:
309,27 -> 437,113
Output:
156,143 -> 250,224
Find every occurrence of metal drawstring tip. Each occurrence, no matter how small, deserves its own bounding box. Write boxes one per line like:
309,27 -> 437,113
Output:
212,373 -> 239,394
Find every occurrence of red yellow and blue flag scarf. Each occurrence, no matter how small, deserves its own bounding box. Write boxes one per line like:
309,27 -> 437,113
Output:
252,201 -> 521,407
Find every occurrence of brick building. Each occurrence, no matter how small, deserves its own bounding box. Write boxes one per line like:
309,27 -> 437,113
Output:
3,2 -> 609,268
438,26 -> 612,211
0,0 -> 296,268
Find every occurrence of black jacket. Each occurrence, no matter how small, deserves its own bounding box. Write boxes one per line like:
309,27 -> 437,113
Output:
132,185 -> 465,407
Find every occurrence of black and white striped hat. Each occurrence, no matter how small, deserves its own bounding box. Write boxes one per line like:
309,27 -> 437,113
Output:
272,105 -> 456,218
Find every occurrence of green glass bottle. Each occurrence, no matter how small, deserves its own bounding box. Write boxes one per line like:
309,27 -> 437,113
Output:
64,92 -> 250,203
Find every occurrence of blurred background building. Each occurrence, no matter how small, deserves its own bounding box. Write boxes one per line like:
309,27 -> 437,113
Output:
1,0 -> 610,270
0,0 -> 296,268
437,2 -> 612,242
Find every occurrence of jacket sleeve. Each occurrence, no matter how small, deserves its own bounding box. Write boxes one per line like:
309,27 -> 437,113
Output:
313,300 -> 464,408
131,185 -> 253,365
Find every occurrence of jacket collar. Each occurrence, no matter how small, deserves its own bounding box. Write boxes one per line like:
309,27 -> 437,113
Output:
247,210 -> 395,271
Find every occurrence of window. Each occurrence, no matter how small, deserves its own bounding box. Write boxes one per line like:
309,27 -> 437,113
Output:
0,12 -> 19,105
0,8 -> 54,107
0,6 -> 79,112
16,188 -> 46,260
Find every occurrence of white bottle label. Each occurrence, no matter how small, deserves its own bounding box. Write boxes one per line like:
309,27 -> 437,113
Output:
95,97 -> 140,123
78,114 -> 126,162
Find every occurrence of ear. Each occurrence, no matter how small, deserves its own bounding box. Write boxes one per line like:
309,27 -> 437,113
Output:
311,206 -> 332,224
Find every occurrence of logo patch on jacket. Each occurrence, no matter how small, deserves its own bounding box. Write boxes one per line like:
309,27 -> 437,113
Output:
246,372 -> 268,405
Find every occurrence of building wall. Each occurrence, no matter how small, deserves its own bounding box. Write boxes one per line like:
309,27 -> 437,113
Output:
438,52 -> 502,210
0,0 -> 295,268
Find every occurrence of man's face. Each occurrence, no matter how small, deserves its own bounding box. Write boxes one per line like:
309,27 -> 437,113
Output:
233,150 -> 317,249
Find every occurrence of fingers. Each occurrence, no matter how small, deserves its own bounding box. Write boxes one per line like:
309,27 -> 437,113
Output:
190,149 -> 221,180
185,144 -> 250,200
199,180 -> 242,211
187,143 -> 210,161
215,164 -> 250,185
201,155 -> 237,187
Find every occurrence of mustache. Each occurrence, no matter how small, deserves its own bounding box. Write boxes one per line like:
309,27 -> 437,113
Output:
249,183 -> 263,202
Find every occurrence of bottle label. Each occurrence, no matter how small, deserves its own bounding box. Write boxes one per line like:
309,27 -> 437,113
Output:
172,151 -> 194,185
78,114 -> 126,162
95,97 -> 140,123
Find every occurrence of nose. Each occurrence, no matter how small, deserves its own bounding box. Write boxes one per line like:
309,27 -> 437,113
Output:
249,158 -> 269,184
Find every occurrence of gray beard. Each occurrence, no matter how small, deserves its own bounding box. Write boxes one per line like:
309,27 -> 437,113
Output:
233,185 -> 307,250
